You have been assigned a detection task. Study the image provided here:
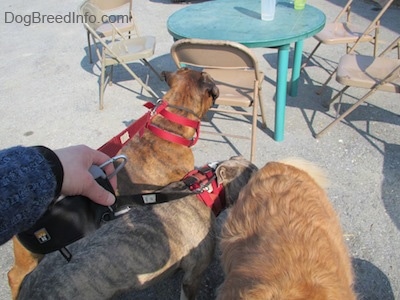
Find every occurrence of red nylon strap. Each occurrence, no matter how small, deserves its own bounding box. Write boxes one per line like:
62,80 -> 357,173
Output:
196,182 -> 225,216
183,166 -> 226,216
98,112 -> 150,157
159,109 -> 199,129
98,100 -> 200,156
146,124 -> 198,147
145,100 -> 200,147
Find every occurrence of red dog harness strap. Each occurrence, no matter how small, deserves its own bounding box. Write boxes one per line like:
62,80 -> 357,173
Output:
98,100 -> 201,157
144,101 -> 200,147
182,164 -> 225,216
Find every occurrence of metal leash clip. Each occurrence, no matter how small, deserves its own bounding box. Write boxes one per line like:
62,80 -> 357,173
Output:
93,155 -> 127,221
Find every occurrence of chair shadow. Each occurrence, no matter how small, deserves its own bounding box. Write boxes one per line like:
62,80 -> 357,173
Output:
281,56 -> 400,138
287,59 -> 400,233
352,258 -> 395,300
382,142 -> 400,231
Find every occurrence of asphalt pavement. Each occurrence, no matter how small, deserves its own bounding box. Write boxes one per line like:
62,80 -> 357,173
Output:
0,0 -> 399,299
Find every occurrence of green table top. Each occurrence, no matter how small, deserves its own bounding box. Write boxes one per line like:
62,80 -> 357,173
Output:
167,0 -> 326,48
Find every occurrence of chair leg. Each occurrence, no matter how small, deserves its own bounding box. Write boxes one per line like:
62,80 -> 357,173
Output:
100,63 -> 106,110
87,30 -> 93,64
250,105 -> 258,163
141,59 -> 163,81
316,67 -> 338,95
301,42 -> 321,69
258,90 -> 267,128
109,65 -> 114,86
315,88 -> 378,138
322,86 -> 350,109
119,60 -> 159,99
373,23 -> 379,57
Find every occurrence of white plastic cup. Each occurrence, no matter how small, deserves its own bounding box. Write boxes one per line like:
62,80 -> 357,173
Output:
261,0 -> 276,21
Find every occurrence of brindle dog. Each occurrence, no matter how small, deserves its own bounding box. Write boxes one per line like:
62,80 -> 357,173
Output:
18,157 -> 258,299
8,68 -> 219,299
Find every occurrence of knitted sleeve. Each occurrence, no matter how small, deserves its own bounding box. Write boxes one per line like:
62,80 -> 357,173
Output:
0,146 -> 63,245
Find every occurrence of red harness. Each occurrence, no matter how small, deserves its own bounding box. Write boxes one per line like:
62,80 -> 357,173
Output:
182,164 -> 226,216
97,100 -> 225,215
98,100 -> 201,157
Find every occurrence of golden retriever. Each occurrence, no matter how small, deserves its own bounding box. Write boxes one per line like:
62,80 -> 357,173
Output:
217,158 -> 356,300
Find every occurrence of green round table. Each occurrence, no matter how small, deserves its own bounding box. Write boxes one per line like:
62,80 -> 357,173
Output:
167,0 -> 326,141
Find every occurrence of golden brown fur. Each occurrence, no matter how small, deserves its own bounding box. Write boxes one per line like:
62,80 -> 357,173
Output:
217,159 -> 356,300
8,68 -> 218,299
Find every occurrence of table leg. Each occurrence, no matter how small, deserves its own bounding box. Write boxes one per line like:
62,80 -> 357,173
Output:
274,44 -> 290,142
290,40 -> 304,97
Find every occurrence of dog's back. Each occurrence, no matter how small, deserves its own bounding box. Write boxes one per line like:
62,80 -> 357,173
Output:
218,159 -> 356,300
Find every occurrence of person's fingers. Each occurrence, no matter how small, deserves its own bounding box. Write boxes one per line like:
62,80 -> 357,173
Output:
89,149 -> 118,191
82,176 -> 116,206
101,162 -> 118,191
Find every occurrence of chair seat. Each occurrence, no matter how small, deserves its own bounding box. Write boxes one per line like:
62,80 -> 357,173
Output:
105,36 -> 156,65
336,54 -> 400,93
315,22 -> 374,44
204,68 -> 262,107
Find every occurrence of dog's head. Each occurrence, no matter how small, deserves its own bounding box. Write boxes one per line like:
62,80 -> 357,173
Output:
215,156 -> 258,207
162,68 -> 219,120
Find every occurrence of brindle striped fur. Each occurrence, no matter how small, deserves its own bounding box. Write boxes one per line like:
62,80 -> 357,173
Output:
18,157 -> 258,299
9,68 -> 219,300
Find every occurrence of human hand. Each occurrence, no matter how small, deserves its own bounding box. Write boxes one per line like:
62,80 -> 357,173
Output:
54,145 -> 117,206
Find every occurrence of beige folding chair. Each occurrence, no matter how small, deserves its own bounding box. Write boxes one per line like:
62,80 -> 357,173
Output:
79,0 -> 160,109
85,0 -> 136,64
315,36 -> 400,138
170,39 -> 267,162
302,0 -> 394,94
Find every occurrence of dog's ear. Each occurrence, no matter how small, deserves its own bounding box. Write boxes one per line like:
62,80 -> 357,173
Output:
216,165 -> 228,185
201,72 -> 219,101
216,157 -> 258,206
216,156 -> 248,184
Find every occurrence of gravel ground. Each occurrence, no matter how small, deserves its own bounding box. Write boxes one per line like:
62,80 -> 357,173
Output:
0,0 -> 399,299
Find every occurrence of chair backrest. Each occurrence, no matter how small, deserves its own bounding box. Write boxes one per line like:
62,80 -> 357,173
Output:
333,0 -> 354,23
79,0 -> 135,33
170,39 -> 261,80
346,0 -> 394,55
90,0 -> 131,11
79,0 -> 107,31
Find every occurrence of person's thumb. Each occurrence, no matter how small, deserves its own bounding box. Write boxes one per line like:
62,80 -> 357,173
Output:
83,180 -> 116,206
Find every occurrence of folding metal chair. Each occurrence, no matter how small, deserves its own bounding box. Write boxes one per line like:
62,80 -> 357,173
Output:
315,36 -> 400,138
302,0 -> 394,94
170,39 -> 267,162
79,0 -> 160,109
85,0 -> 136,64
